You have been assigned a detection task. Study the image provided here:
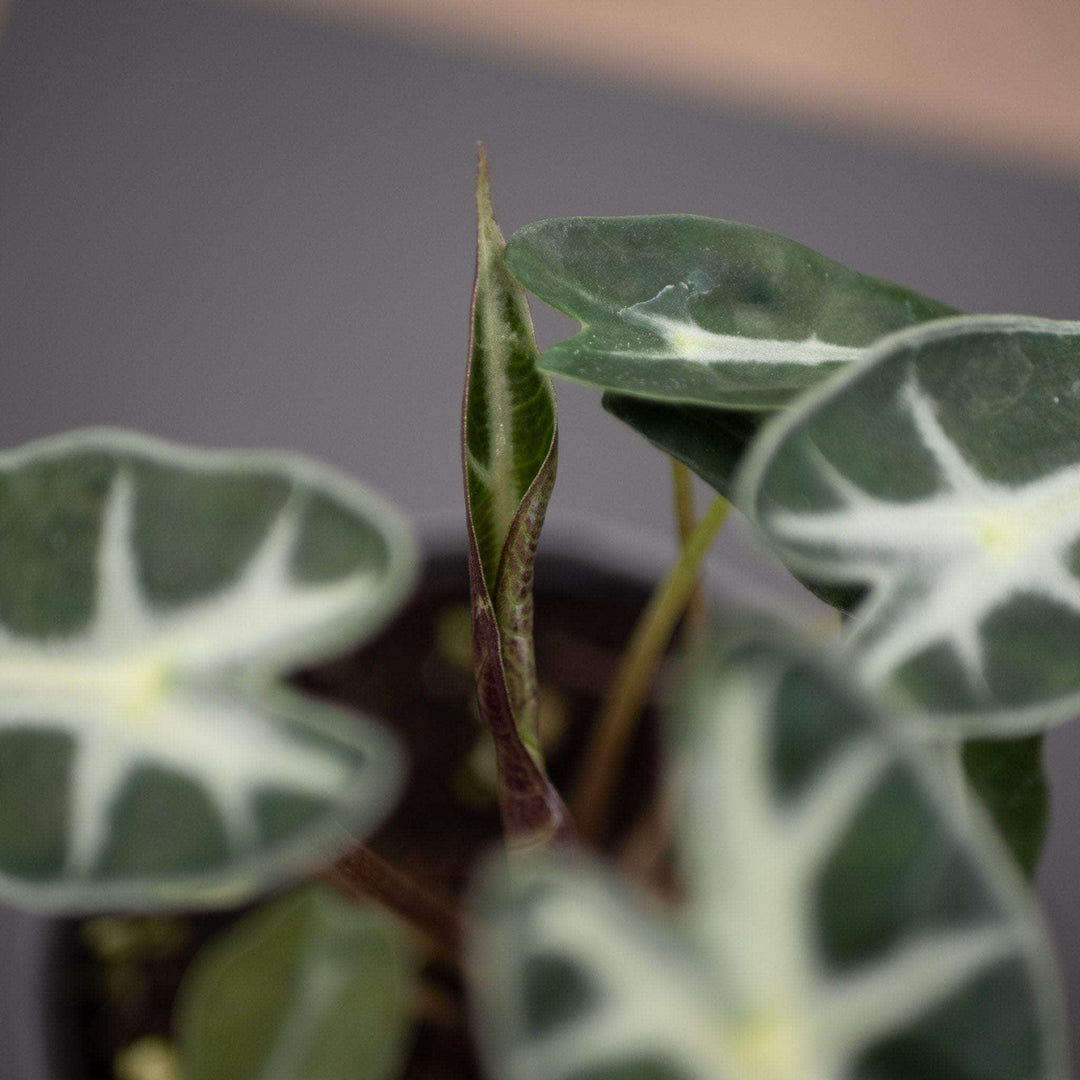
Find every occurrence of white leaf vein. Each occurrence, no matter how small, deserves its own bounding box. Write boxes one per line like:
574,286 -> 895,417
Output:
765,374 -> 1080,695
0,471 -> 375,878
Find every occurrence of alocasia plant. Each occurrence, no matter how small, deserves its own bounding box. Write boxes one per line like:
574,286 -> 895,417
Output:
0,157 -> 1071,1079
462,148 -> 571,852
469,644 -> 1065,1080
503,215 -> 954,410
0,429 -> 414,912
739,314 -> 1080,737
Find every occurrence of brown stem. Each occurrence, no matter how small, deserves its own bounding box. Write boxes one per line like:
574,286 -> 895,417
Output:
324,845 -> 463,958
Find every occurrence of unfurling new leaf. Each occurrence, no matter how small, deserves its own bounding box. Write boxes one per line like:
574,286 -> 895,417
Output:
463,149 -> 571,850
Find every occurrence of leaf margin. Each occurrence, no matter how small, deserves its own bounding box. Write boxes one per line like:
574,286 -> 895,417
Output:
736,312 -> 1080,737
0,425 -> 417,912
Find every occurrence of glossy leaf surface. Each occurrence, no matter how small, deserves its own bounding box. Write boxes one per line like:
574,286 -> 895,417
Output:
177,887 -> 413,1080
0,429 -> 415,911
470,644 -> 1065,1080
741,314 -> 1080,735
506,215 -> 954,410
464,150 -> 571,849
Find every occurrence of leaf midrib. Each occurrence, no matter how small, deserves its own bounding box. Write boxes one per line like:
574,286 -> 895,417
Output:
482,277 -> 519,559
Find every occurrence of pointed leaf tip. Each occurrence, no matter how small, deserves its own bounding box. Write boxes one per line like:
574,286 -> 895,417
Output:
463,154 -> 568,849
476,143 -> 493,220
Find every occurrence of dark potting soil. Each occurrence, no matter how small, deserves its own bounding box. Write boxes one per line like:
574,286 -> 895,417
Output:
54,550 -> 664,1080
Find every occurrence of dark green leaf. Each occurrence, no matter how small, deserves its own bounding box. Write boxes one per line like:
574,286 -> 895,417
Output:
740,313 -> 1080,735
602,392 -> 764,498
963,735 -> 1049,878
507,215 -> 954,410
177,887 -> 413,1080
0,429 -> 414,911
469,643 -> 1066,1080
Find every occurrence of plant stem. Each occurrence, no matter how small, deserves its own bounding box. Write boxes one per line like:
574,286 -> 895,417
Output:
571,493 -> 731,843
671,458 -> 708,651
325,844 -> 463,957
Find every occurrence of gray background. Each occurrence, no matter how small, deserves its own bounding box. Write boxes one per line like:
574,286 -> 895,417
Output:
0,0 -> 1078,1068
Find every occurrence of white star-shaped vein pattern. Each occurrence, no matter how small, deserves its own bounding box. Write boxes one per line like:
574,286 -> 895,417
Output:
0,470 -> 383,885
486,665 -> 1025,1080
763,376 -> 1080,715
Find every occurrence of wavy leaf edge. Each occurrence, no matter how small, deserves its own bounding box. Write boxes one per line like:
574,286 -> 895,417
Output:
737,313 -> 1080,736
0,426 -> 416,911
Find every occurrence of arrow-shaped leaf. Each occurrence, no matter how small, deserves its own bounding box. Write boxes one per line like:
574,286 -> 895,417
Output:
0,429 -> 416,912
469,643 -> 1066,1080
463,150 -> 572,850
739,313 -> 1080,737
177,886 -> 414,1080
505,215 -> 955,411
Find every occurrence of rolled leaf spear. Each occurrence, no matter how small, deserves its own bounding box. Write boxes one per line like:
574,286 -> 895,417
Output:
462,147 -> 574,851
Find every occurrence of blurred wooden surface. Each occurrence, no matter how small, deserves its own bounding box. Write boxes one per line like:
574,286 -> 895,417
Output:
229,0 -> 1080,177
